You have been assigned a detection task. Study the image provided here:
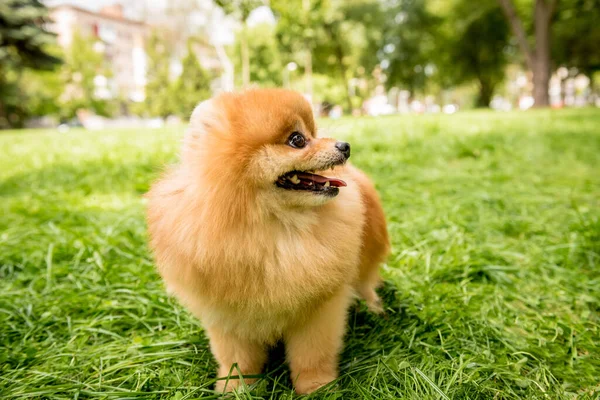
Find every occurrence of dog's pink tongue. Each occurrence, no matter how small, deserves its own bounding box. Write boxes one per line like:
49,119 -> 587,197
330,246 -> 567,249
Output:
296,172 -> 347,187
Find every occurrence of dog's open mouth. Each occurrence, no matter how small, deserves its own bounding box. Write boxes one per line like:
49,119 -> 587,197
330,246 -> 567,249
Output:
276,171 -> 347,196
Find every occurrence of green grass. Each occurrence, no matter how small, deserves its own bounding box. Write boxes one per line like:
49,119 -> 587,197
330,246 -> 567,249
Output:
1,108 -> 599,399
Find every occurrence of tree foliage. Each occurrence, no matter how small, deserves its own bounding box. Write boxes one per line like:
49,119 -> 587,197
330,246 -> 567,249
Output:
382,0 -> 441,94
215,0 -> 264,86
59,31 -> 113,119
0,0 -> 61,127
444,0 -> 510,106
172,40 -> 213,118
144,32 -> 174,118
141,33 -> 214,119
0,0 -> 61,70
270,0 -> 319,60
232,23 -> 282,87
272,0 -> 383,110
553,0 -> 600,82
20,58 -> 64,118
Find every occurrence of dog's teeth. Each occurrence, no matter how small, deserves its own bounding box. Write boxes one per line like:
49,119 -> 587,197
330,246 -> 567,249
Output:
290,175 -> 300,184
324,181 -> 330,187
307,181 -> 313,186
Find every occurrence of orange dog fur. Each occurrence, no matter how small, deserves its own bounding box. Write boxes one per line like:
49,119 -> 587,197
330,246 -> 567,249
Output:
146,89 -> 389,394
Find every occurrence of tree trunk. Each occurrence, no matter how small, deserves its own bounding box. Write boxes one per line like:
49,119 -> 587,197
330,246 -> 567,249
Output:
498,0 -> 556,108
589,73 -> 597,105
241,20 -> 250,87
532,0 -> 553,107
476,80 -> 494,108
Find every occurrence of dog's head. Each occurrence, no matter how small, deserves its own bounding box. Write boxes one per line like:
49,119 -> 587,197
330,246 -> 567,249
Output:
183,89 -> 350,207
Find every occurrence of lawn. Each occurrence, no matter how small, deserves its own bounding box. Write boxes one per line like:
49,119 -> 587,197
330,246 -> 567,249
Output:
1,109 -> 599,399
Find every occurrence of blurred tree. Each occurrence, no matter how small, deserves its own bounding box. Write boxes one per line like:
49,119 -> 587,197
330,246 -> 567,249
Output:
144,31 -> 175,118
343,1 -> 386,78
60,31 -> 113,119
21,62 -> 64,118
215,0 -> 264,87
271,0 -> 322,100
311,73 -> 349,108
314,1 -> 376,111
311,10 -> 353,110
497,0 -> 557,107
553,0 -> 600,91
156,0 -> 234,91
444,0 -> 510,107
172,40 -> 212,118
274,0 -> 380,111
0,0 -> 61,70
382,0 -> 441,97
0,0 -> 61,127
232,23 -> 282,87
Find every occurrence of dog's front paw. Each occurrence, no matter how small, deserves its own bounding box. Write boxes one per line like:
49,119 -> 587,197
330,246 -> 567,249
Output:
215,377 -> 252,394
293,370 -> 336,395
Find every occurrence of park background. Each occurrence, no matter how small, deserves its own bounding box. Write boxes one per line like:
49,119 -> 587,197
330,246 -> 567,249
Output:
1,0 -> 600,399
1,0 -> 600,127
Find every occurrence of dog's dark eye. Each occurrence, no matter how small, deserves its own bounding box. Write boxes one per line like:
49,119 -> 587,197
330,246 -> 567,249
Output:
287,132 -> 306,149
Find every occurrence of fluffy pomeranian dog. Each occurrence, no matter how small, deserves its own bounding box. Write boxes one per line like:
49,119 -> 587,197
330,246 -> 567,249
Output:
146,89 -> 389,394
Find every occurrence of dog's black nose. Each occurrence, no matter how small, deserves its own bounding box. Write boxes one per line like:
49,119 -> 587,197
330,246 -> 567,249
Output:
335,141 -> 351,159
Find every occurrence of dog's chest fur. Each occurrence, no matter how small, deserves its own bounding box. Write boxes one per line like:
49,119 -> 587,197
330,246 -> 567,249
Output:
154,186 -> 365,341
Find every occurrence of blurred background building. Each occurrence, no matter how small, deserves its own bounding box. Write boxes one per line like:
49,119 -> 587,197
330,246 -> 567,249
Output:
46,2 -> 226,103
49,4 -> 149,102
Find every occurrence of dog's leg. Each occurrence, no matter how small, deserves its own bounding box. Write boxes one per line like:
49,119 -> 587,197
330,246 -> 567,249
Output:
356,267 -> 384,313
206,326 -> 267,393
351,165 -> 390,313
284,287 -> 352,394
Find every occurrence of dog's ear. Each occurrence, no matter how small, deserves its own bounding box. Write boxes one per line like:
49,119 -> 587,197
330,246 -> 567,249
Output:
188,99 -> 225,138
182,98 -> 227,162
